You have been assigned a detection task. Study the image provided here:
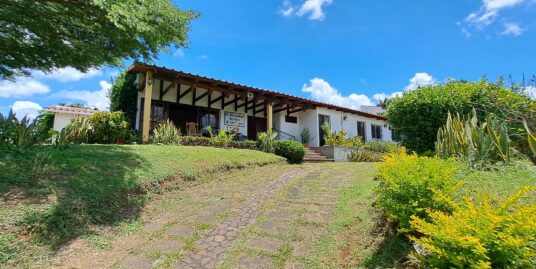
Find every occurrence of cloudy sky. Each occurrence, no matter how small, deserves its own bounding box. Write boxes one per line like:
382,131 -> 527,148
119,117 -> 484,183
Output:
2,0 -> 535,118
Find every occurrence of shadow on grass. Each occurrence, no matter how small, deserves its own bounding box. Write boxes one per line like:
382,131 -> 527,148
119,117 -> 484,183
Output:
0,145 -> 147,249
363,214 -> 414,268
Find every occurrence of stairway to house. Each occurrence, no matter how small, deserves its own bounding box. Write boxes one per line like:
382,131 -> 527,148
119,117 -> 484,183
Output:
303,147 -> 334,162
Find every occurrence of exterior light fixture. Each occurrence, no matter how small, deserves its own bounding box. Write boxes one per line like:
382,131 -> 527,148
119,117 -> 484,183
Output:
343,115 -> 348,121
147,77 -> 153,85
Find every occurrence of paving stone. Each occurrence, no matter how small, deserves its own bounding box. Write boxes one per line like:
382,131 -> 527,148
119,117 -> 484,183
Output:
144,239 -> 183,253
118,257 -> 153,269
245,236 -> 284,252
258,220 -> 292,235
165,225 -> 193,237
236,253 -> 274,269
265,209 -> 294,220
291,242 -> 311,256
297,226 -> 326,242
301,212 -> 333,223
188,212 -> 219,223
143,222 -> 164,233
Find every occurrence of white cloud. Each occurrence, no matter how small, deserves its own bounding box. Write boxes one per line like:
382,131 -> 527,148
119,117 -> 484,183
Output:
174,48 -> 185,58
372,92 -> 403,102
405,72 -> 435,91
464,0 -> 527,31
11,101 -> 43,120
302,77 -> 373,110
279,0 -> 295,17
501,22 -> 524,36
524,86 -> 536,99
34,67 -> 102,83
53,80 -> 111,110
0,78 -> 50,98
278,0 -> 333,21
199,55 -> 209,60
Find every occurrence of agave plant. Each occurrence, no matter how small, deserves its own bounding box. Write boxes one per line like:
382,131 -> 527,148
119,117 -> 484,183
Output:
436,109 -> 510,166
524,120 -> 536,159
257,130 -> 277,153
56,117 -> 91,144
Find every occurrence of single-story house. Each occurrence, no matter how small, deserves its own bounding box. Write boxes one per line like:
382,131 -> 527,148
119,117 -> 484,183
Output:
128,63 -> 392,146
44,106 -> 98,131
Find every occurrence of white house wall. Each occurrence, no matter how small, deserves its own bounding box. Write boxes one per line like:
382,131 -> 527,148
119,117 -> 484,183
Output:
52,113 -> 89,131
134,77 -> 391,142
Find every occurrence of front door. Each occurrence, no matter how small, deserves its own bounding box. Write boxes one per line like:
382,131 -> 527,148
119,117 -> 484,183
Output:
318,114 -> 330,146
247,116 -> 267,140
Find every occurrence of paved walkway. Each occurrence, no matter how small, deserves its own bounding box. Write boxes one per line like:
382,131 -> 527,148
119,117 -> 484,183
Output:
52,163 -> 364,269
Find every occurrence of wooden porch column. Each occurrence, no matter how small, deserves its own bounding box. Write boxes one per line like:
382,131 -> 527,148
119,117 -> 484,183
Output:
142,71 -> 154,143
267,102 -> 273,131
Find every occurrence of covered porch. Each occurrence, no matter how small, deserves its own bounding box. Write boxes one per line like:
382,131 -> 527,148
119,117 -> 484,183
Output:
129,64 -> 315,143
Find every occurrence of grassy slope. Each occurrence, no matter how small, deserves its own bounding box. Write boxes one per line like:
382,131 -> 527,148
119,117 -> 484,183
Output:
0,145 -> 284,264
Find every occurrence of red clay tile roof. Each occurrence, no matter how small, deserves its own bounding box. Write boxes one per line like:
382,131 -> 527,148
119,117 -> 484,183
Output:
128,63 -> 388,121
45,106 -> 98,115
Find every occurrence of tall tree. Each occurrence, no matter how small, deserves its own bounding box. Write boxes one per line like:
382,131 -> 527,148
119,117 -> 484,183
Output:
109,70 -> 138,127
0,0 -> 199,79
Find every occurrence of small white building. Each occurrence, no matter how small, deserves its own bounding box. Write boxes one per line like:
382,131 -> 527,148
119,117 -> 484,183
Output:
128,63 -> 393,146
44,106 -> 98,131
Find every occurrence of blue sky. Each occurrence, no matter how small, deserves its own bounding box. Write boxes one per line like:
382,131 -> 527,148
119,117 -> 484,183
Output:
1,0 -> 535,118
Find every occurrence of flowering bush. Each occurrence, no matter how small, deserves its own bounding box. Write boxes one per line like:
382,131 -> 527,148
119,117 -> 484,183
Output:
376,150 -> 462,231
410,187 -> 536,268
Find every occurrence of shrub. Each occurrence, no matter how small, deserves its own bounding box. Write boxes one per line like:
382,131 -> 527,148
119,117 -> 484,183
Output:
436,109 -> 511,167
257,130 -> 277,153
410,187 -> 536,268
34,112 -> 55,143
301,128 -> 312,145
57,117 -> 91,144
386,80 -> 534,153
376,151 -> 462,232
349,149 -> 384,162
321,122 -> 364,148
228,140 -> 258,150
524,120 -> 536,164
274,140 -> 305,163
0,111 -> 15,145
204,125 -> 236,148
152,120 -> 181,145
179,136 -> 212,146
87,111 -> 129,144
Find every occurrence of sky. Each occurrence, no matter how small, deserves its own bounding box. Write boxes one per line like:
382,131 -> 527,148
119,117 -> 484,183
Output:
2,0 -> 536,119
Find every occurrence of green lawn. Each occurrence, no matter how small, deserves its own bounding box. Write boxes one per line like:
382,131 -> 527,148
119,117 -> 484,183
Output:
0,145 -> 284,265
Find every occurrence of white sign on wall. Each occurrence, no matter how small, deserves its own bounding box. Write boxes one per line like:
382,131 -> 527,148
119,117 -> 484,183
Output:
224,111 -> 245,128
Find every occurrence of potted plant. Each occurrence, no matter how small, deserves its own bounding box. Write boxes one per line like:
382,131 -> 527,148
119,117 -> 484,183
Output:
301,128 -> 311,147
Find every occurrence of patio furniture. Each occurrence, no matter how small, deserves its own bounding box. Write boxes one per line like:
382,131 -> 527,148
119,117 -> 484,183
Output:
186,122 -> 200,136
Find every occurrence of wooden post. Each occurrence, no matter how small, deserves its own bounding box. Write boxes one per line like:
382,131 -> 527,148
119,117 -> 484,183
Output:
267,102 -> 273,131
142,71 -> 154,143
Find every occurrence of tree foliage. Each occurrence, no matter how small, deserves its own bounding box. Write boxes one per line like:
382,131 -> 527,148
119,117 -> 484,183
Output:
0,0 -> 199,79
109,71 -> 138,127
386,81 -> 535,153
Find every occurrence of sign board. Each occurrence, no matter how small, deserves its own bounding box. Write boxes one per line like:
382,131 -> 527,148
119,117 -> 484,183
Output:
224,111 -> 245,128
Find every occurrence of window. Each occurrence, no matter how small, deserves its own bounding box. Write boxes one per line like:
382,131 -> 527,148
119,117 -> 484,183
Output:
371,124 -> 383,140
285,115 -> 298,123
357,121 -> 366,141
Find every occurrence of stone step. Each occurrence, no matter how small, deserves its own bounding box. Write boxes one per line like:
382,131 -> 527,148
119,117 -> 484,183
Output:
303,158 -> 334,163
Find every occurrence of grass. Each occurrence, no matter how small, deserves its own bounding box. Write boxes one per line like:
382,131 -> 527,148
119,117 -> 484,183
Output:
0,144 -> 284,266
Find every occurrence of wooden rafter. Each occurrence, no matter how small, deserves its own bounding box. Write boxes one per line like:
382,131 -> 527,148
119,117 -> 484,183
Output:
161,82 -> 175,100
178,86 -> 194,102
194,90 -> 212,105
223,95 -> 240,108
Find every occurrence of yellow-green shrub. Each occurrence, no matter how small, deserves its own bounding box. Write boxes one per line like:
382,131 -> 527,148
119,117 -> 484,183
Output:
410,187 -> 536,268
376,150 -> 462,231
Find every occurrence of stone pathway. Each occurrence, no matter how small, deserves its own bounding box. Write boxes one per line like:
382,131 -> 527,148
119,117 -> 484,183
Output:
50,163 -> 372,269
174,170 -> 306,268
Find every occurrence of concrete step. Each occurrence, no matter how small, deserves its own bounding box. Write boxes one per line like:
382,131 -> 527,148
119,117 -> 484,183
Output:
303,158 -> 335,162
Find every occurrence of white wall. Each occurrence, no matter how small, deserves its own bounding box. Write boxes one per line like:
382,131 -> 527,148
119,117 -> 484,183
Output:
52,113 -> 89,131
312,107 -> 392,145
135,77 -> 392,142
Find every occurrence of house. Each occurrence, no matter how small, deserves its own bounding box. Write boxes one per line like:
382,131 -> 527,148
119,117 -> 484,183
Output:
128,63 -> 392,146
44,105 -> 98,131
360,105 -> 386,115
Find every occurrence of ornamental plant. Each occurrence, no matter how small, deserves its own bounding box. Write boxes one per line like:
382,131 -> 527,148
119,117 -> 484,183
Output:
87,111 -> 129,144
436,109 -> 510,168
257,130 -> 277,153
410,187 -> 536,268
152,120 -> 181,145
274,140 -> 305,163
376,150 -> 462,231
